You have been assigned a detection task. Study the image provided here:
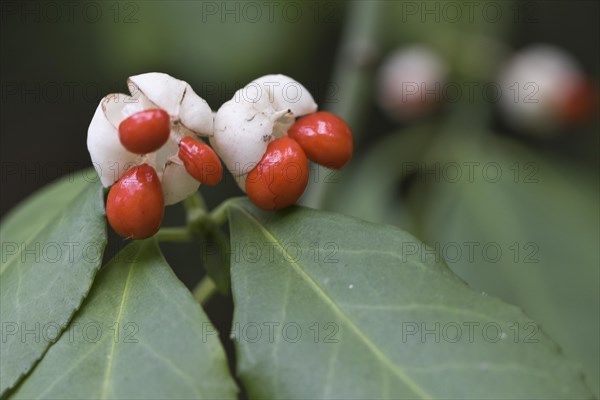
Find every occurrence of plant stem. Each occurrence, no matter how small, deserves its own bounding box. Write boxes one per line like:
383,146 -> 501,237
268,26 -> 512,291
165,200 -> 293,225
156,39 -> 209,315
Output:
193,276 -> 218,305
184,191 -> 208,213
183,191 -> 208,225
200,227 -> 232,294
326,1 -> 381,131
208,197 -> 244,226
154,227 -> 193,242
302,1 -> 383,209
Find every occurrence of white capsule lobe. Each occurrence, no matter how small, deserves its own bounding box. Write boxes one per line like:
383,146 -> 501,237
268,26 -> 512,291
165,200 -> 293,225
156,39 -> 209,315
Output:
210,74 -> 317,192
161,160 -> 200,205
129,72 -> 213,137
251,74 -> 318,116
87,93 -> 141,187
87,73 -> 214,205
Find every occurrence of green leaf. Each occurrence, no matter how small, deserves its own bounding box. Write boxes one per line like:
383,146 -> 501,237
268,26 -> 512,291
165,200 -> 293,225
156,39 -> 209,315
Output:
227,200 -> 592,399
11,240 -> 237,399
0,171 -> 107,395
409,129 -> 600,396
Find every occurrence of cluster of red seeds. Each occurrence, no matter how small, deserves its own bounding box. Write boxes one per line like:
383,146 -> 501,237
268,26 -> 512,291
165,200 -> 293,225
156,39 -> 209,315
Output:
106,110 -> 352,239
246,111 -> 353,211
106,109 -> 222,239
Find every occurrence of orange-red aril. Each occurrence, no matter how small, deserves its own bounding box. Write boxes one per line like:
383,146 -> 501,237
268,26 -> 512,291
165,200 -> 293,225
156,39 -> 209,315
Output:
246,137 -> 309,210
178,136 -> 223,185
287,111 -> 353,169
118,109 -> 170,154
106,163 -> 164,239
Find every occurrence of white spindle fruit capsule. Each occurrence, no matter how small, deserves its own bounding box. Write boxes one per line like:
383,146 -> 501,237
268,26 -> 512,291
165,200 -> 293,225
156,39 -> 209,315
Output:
87,72 -> 214,204
210,74 -> 317,191
377,45 -> 449,121
498,44 -> 593,134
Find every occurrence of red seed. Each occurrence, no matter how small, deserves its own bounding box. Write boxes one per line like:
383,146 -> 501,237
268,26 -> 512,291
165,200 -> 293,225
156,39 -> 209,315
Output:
106,164 -> 164,239
560,79 -> 597,124
178,136 -> 223,185
287,111 -> 353,169
118,109 -> 170,154
246,137 -> 309,210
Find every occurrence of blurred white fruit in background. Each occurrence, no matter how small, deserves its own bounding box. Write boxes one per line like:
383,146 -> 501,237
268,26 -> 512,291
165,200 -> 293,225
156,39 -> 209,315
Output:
377,45 -> 449,121
498,44 -> 596,135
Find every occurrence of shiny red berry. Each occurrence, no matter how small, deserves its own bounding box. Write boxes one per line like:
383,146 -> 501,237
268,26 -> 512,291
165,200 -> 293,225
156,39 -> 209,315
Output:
246,137 -> 309,211
287,111 -> 353,169
178,136 -> 223,185
118,109 -> 170,154
106,164 -> 164,239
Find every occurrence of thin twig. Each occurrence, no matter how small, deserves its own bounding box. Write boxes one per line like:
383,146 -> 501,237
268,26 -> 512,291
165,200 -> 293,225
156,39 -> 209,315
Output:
192,276 -> 218,305
154,227 -> 194,242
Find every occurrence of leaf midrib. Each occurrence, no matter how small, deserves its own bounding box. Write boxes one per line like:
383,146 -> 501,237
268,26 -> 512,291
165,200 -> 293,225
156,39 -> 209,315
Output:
235,205 -> 432,399
101,257 -> 136,399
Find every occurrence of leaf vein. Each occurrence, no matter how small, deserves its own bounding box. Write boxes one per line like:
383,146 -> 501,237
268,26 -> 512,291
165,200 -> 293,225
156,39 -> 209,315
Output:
101,259 -> 136,399
236,206 -> 432,399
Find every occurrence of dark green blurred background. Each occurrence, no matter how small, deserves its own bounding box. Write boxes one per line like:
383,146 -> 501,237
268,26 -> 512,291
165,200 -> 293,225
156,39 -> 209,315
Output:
2,1 -> 597,216
0,0 -> 345,215
0,1 -> 598,215
1,0 -> 598,395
